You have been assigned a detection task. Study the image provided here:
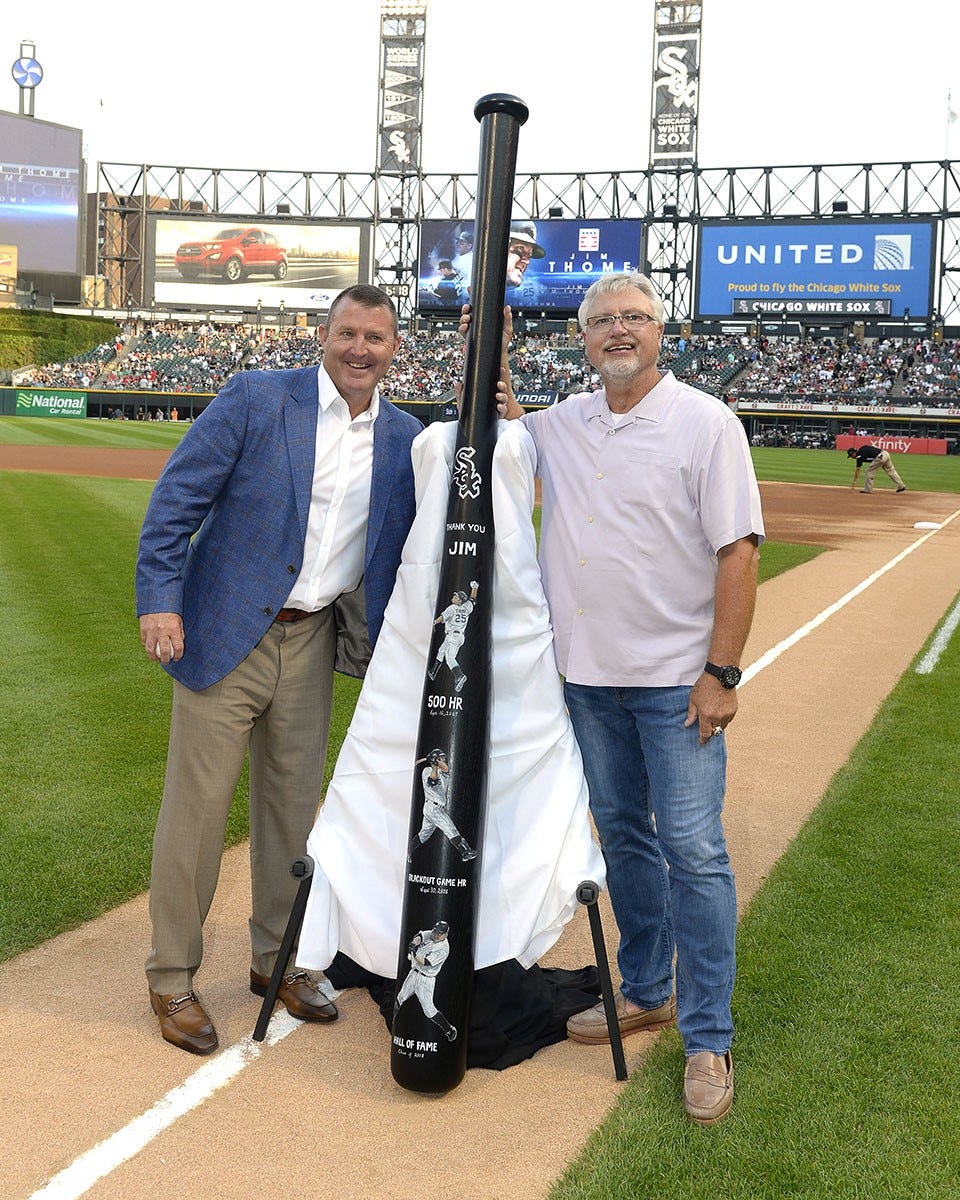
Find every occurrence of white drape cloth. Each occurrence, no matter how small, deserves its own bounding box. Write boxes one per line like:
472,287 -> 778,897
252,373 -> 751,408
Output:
296,419 -> 605,980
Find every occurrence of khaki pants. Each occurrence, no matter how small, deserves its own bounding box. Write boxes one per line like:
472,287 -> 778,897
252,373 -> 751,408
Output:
146,609 -> 336,994
863,450 -> 906,492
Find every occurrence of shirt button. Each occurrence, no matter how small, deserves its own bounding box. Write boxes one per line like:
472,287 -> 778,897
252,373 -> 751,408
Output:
577,607 -> 584,615
596,472 -> 603,479
287,565 -> 297,573
579,559 -> 586,566
607,428 -> 616,436
587,515 -> 594,523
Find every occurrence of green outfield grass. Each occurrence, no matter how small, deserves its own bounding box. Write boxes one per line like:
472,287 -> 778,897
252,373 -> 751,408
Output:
751,445 -> 960,493
0,415 -> 189,449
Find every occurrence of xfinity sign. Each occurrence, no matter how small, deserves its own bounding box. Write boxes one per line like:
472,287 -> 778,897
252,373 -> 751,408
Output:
695,220 -> 935,319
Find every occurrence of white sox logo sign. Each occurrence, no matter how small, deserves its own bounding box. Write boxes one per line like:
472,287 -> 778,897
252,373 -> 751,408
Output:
453,447 -> 482,499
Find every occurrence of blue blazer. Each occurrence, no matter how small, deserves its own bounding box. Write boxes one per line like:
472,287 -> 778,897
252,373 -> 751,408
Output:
136,366 -> 421,692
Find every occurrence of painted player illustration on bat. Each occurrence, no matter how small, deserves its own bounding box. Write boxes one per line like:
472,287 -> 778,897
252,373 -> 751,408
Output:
408,749 -> 478,863
394,921 -> 458,1043
427,581 -> 480,693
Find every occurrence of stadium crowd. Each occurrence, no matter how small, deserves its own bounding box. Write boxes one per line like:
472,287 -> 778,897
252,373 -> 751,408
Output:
13,317 -> 960,409
730,334 -> 960,408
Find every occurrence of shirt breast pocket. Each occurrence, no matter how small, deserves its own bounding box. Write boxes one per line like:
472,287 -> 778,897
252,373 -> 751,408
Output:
622,450 -> 681,512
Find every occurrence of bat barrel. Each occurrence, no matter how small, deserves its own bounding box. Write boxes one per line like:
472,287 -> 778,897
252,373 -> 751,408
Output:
391,95 -> 527,1094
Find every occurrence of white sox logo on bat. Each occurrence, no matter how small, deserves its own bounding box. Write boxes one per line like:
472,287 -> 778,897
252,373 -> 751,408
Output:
453,447 -> 482,499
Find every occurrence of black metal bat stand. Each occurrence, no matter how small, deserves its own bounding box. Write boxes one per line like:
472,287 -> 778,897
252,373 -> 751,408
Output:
252,855 -> 315,1042
577,880 -> 628,1081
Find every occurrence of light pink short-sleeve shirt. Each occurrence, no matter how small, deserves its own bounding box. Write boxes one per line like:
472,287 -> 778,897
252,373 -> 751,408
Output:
522,371 -> 764,687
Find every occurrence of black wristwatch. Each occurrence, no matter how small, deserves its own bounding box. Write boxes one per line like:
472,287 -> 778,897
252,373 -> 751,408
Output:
704,661 -> 742,689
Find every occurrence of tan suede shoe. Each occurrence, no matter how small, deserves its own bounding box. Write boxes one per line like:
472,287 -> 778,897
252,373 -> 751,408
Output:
683,1050 -> 734,1125
566,993 -> 676,1044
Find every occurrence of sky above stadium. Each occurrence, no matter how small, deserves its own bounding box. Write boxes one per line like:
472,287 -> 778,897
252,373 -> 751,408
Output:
8,0 -> 960,175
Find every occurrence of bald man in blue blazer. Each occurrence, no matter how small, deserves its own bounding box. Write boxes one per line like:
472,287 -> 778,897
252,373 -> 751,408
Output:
136,285 -> 422,1055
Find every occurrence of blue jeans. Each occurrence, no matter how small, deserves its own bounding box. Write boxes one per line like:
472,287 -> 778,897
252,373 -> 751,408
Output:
564,682 -> 736,1055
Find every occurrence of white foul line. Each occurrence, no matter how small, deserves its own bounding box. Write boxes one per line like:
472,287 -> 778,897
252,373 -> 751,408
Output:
26,1012 -> 301,1200
915,593 -> 960,674
740,507 -> 960,688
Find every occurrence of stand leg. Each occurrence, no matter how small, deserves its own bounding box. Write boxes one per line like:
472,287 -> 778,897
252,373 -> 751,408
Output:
252,856 -> 315,1042
576,880 -> 627,1081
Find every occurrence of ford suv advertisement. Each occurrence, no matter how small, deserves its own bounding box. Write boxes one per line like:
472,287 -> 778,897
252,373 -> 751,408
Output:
174,226 -> 288,282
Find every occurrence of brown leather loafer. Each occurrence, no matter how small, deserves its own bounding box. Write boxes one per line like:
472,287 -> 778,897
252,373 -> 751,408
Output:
566,993 -> 676,1044
149,988 -> 218,1056
250,969 -> 338,1023
683,1050 -> 734,1125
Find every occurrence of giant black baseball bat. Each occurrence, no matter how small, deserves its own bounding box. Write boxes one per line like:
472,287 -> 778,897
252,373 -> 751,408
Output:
391,94 -> 528,1094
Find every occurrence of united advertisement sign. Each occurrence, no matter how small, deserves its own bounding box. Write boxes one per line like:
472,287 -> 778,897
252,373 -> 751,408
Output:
695,220 -> 936,319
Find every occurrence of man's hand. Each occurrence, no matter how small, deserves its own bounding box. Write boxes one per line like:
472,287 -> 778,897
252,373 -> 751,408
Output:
457,304 -> 521,419
684,673 -> 739,745
139,612 -> 184,664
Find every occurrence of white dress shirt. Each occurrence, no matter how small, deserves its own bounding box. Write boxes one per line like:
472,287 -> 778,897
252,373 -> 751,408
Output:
284,364 -> 378,611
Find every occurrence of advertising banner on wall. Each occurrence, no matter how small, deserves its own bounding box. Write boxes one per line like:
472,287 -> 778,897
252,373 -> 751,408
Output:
149,217 -> 369,310
417,219 -> 643,313
16,388 -> 87,418
650,27 -> 700,166
696,220 -> 936,319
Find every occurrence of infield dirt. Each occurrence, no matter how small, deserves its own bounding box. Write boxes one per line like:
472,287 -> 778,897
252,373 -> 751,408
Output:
2,450 -> 959,1200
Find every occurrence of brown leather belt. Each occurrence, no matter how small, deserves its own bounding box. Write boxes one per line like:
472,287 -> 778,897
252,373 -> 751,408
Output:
273,607 -> 314,623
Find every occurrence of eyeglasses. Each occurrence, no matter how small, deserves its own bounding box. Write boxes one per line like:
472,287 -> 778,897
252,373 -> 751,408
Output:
584,312 -> 660,330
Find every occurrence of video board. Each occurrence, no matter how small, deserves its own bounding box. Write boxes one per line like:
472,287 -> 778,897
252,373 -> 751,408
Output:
149,216 -> 371,310
417,219 -> 643,313
0,109 -> 83,275
695,219 -> 936,320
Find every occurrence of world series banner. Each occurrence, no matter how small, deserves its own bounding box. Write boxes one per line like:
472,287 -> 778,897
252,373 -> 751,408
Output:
378,37 -> 424,173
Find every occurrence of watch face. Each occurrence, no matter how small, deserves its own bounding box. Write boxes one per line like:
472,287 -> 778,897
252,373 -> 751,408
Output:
720,665 -> 742,688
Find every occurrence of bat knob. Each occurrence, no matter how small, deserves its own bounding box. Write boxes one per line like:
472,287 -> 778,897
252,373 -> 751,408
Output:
474,94 -> 529,125
577,880 -> 600,905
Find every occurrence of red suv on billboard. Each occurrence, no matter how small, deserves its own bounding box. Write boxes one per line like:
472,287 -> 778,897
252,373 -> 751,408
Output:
174,226 -> 288,283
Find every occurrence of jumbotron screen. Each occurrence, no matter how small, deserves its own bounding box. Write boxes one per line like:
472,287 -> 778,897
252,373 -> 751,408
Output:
0,110 -> 83,274
695,219 -> 936,319
149,216 -> 371,310
417,218 -> 643,313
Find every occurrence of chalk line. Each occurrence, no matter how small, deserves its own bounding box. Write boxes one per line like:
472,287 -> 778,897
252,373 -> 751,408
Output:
915,593 -> 960,674
741,508 -> 960,687
26,1012 -> 300,1200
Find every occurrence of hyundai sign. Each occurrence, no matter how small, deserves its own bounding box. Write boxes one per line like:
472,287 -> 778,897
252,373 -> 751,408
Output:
695,220 -> 936,319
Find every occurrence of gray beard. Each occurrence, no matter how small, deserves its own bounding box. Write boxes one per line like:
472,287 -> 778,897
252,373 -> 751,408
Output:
600,356 -> 644,384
